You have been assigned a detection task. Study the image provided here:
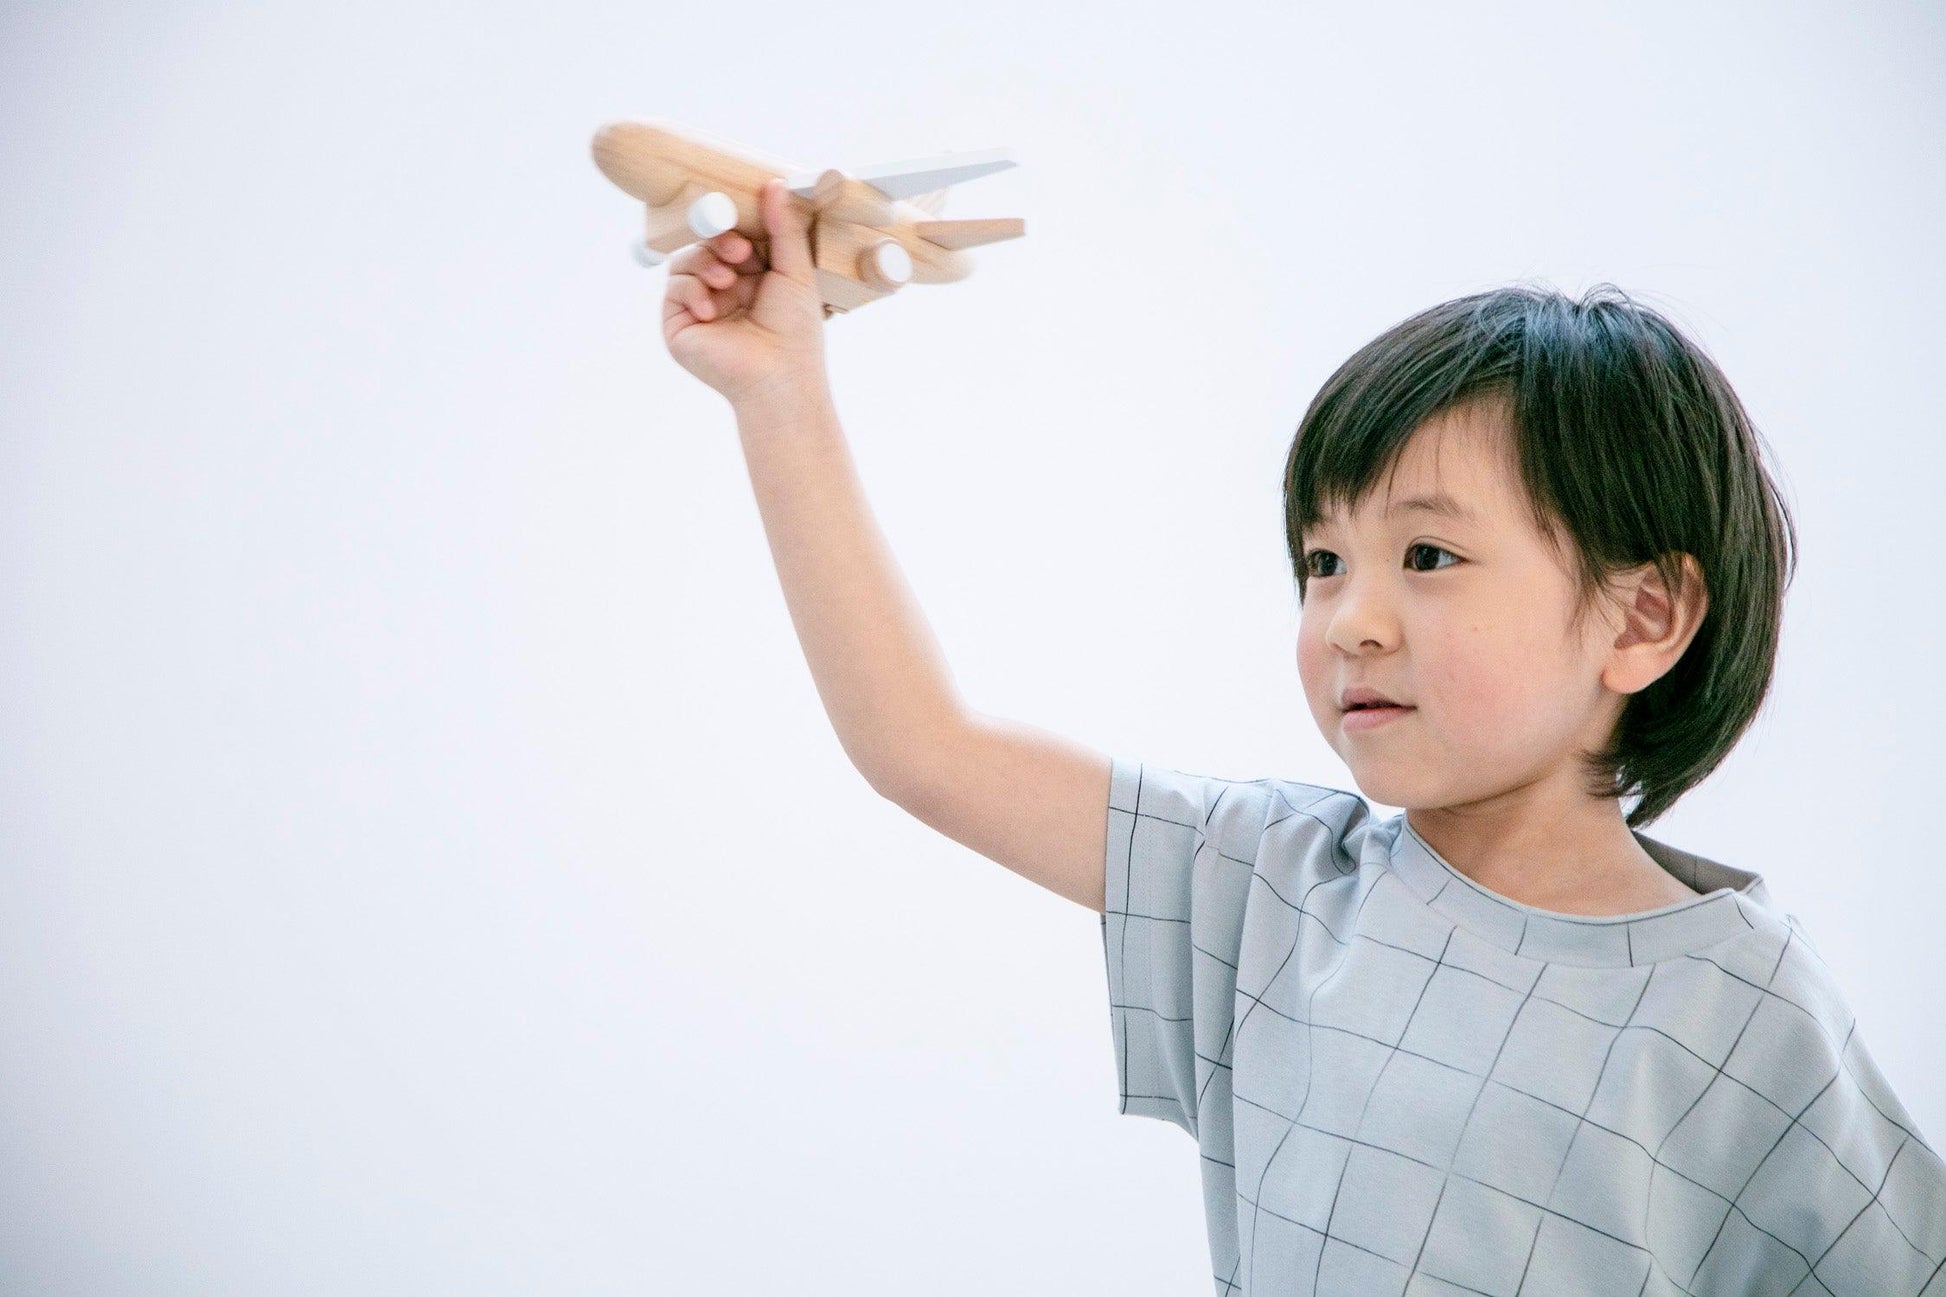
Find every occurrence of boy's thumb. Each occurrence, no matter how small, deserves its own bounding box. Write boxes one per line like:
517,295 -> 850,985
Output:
760,178 -> 816,286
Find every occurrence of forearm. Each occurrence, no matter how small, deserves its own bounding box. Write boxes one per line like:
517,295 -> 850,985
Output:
730,374 -> 965,797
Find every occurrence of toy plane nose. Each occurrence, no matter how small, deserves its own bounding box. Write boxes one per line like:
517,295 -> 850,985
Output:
589,121 -> 687,204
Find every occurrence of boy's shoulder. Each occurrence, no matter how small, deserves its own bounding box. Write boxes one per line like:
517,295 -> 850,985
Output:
1727,905 -> 1872,1059
1114,760 -> 1368,863
1645,894 -> 1935,1164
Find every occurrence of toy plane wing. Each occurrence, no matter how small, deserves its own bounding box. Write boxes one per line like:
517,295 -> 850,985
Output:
782,147 -> 1015,203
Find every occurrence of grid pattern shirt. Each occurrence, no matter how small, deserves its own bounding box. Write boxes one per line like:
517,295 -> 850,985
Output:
1100,757 -> 1946,1296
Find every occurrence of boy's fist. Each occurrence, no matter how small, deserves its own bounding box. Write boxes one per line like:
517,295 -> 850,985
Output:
662,177 -> 828,407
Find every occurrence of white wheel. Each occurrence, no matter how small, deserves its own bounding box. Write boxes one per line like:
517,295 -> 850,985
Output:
686,191 -> 738,239
870,240 -> 912,285
631,239 -> 666,268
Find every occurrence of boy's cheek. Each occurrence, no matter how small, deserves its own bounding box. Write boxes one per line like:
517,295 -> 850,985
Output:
1293,624 -> 1319,679
1417,639 -> 1515,729
1294,632 -> 1335,710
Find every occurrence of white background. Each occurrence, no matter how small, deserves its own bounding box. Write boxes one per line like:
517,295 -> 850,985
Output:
3,2 -> 1941,1292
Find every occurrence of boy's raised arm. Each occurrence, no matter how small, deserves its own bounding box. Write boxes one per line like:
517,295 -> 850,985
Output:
731,379 -> 1110,912
727,374 -> 961,792
660,178 -> 1111,913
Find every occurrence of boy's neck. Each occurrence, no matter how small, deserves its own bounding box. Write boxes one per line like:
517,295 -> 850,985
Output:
1405,801 -> 1699,917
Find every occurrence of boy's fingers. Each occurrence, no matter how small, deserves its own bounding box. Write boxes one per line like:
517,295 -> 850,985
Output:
666,271 -> 715,320
759,178 -> 815,285
708,229 -> 753,265
669,245 -> 739,288
666,245 -> 710,277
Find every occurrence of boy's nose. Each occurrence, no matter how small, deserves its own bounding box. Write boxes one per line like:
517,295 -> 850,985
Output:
1326,586 -> 1401,654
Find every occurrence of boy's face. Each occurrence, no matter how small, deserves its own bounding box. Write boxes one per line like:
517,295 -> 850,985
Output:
1295,397 -> 1628,812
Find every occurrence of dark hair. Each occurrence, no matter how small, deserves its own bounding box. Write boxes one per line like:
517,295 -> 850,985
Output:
1283,283 -> 1798,828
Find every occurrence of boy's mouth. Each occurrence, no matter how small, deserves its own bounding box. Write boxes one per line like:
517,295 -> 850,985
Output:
1342,702 -> 1414,729
1339,686 -> 1407,710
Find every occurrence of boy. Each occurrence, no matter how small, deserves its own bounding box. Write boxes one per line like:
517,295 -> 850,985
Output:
656,178 -> 1946,1295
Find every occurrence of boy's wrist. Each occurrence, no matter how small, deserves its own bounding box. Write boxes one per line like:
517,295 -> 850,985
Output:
731,366 -> 832,423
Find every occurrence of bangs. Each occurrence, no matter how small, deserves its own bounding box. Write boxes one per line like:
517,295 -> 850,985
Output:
1285,295 -> 1538,576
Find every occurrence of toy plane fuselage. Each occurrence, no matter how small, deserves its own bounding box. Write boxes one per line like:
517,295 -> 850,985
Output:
590,118 -> 1025,317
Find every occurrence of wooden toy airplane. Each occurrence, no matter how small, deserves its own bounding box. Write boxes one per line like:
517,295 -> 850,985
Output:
589,117 -> 1025,318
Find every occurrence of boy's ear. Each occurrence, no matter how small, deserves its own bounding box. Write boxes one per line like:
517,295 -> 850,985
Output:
1602,553 -> 1709,696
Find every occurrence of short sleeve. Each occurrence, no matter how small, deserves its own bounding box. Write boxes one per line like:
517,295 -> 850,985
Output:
1808,1025 -> 1946,1293
1732,915 -> 1946,1292
1099,756 -> 1274,1139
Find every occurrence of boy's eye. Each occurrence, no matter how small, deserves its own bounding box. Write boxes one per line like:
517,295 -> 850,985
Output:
1406,543 -> 1460,572
1302,544 -> 1459,578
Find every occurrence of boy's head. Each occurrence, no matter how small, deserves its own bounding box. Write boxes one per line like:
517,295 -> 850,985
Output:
1285,284 -> 1797,829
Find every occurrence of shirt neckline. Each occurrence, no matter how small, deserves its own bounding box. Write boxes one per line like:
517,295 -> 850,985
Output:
1384,813 -> 1772,967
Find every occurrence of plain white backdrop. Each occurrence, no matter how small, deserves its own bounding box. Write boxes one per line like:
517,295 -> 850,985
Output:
3,2 -> 1941,1292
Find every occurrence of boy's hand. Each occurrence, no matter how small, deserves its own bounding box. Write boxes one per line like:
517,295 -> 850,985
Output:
662,177 -> 828,407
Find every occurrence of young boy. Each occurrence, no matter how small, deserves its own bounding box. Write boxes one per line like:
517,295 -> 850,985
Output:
658,178 -> 1946,1295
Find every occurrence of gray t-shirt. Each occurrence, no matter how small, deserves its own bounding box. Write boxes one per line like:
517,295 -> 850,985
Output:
1100,757 -> 1946,1296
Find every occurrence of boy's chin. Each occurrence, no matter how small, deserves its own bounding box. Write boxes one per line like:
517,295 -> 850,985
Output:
1344,764 -> 1434,812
